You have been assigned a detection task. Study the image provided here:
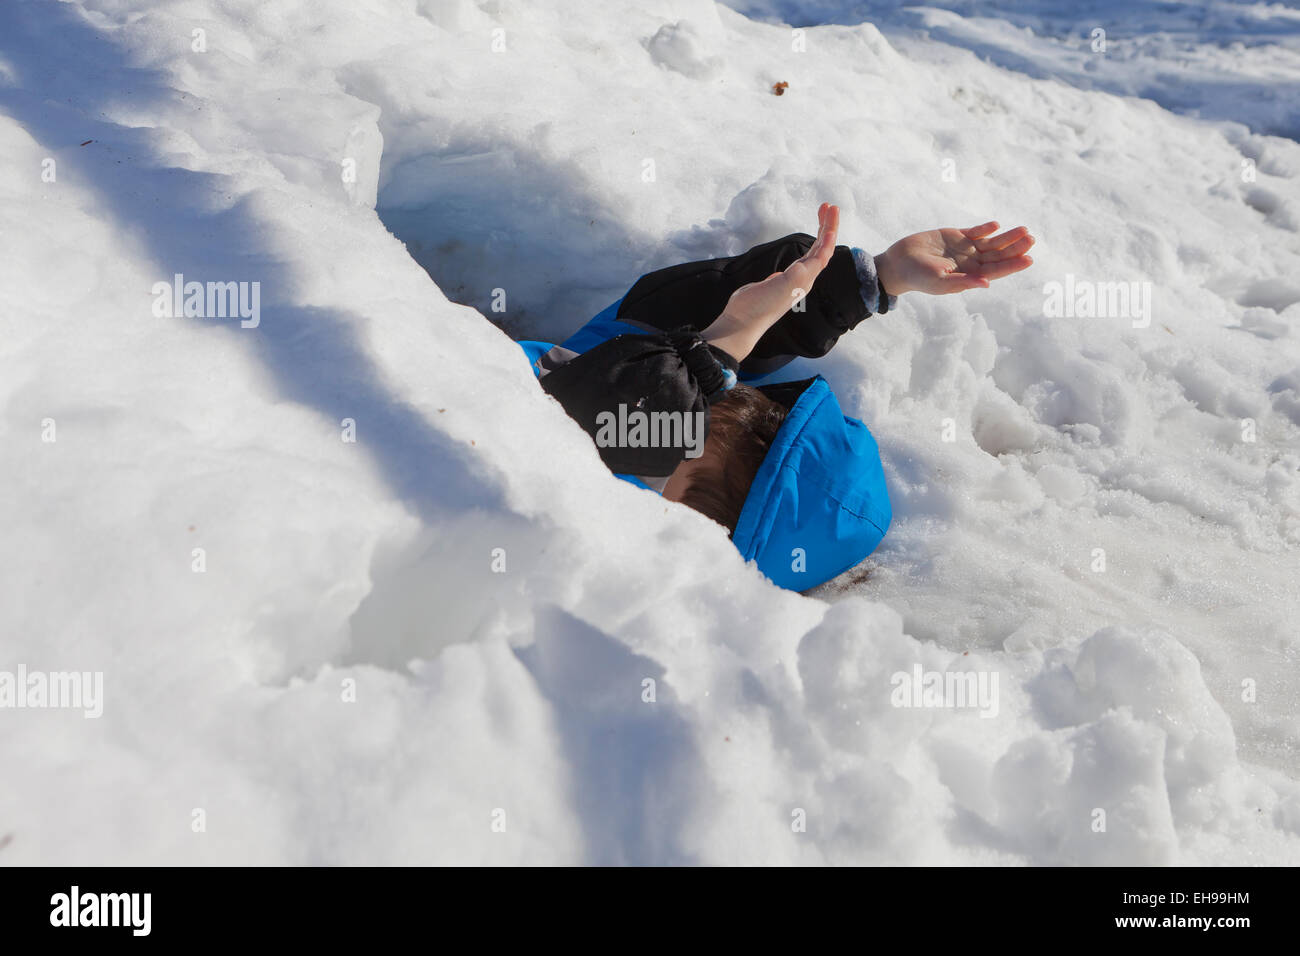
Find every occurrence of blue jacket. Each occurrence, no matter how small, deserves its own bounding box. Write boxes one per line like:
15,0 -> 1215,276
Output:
519,300 -> 892,591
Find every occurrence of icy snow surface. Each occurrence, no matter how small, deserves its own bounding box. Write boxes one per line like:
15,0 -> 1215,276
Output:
1,0 -> 1298,864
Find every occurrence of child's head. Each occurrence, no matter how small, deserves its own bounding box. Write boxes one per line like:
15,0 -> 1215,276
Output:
662,383 -> 787,534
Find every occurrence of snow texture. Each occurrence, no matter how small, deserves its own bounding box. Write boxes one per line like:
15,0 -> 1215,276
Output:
0,0 -> 1297,864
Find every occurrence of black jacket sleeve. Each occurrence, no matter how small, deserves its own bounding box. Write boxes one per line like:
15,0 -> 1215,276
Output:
539,329 -> 739,477
613,234 -> 888,377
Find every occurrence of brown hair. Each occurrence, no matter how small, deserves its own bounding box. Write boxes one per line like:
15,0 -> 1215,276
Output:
679,383 -> 787,535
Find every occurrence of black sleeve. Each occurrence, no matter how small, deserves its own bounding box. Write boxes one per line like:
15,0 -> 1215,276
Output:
539,329 -> 739,477
614,234 -> 883,377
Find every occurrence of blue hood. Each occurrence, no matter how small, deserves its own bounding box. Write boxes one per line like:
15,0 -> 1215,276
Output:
731,376 -> 891,590
519,299 -> 891,591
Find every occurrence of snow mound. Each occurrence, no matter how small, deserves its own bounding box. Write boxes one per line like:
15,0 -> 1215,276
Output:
0,0 -> 1297,864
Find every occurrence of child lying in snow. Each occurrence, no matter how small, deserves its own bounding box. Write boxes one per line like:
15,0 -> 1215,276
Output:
520,203 -> 1034,590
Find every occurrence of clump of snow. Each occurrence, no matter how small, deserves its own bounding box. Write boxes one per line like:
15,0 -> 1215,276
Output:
646,20 -> 726,79
0,0 -> 1296,864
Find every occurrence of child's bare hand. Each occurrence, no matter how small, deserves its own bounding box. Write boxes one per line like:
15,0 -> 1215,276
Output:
704,202 -> 839,361
875,222 -> 1034,296
723,201 -> 839,327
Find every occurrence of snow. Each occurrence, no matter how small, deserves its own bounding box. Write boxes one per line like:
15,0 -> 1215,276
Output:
0,0 -> 1297,864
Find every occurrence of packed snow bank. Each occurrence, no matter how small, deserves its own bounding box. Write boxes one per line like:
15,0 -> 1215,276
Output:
727,0 -> 1300,138
0,0 -> 1297,864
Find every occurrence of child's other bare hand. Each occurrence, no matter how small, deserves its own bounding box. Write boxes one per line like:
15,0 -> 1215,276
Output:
723,201 -> 839,327
875,222 -> 1034,297
704,202 -> 839,361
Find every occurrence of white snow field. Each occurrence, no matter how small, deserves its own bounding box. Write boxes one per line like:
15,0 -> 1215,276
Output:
1,0 -> 1297,865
